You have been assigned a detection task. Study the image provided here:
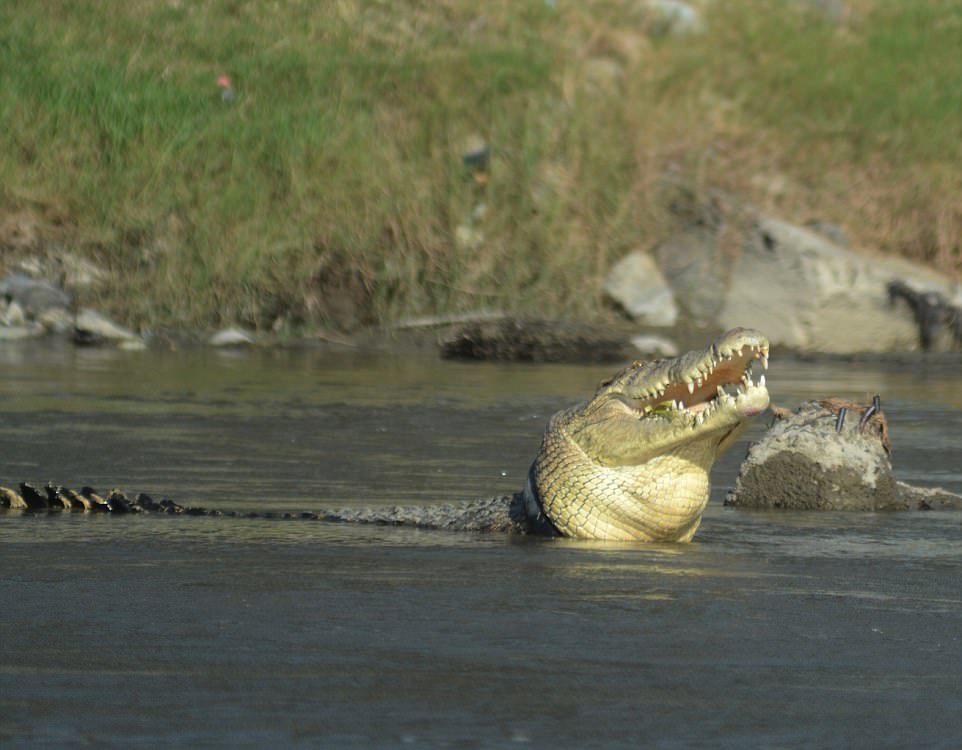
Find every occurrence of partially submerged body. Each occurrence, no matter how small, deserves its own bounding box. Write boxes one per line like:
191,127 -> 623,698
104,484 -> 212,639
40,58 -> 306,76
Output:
523,327 -> 770,540
1,328 -> 771,541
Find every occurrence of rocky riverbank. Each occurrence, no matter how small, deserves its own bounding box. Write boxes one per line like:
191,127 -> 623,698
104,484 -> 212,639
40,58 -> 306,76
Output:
604,211 -> 962,356
3,207 -> 960,361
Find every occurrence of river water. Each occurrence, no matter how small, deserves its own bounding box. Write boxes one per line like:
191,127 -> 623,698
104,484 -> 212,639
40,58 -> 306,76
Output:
1,340 -> 960,748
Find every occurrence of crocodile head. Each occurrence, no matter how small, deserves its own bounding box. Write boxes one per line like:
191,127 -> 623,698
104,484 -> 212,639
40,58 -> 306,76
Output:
570,327 -> 770,465
529,328 -> 770,541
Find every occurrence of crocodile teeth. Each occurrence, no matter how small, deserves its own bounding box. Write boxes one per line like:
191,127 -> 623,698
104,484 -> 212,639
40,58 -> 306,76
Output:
759,374 -> 766,388
687,382 -> 695,394
761,354 -> 769,370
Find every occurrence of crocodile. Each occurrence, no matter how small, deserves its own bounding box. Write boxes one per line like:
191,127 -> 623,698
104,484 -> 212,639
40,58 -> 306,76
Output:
0,328 -> 771,541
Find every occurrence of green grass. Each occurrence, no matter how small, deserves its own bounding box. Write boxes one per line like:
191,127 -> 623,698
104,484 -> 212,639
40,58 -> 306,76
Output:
0,1 -> 959,331
693,0 -> 962,162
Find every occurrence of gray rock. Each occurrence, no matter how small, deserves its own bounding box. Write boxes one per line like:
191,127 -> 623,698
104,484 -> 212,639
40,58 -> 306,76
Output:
950,285 -> 962,308
896,481 -> 962,510
604,251 -> 678,326
74,309 -> 140,342
727,400 -> 962,511
654,226 -> 727,324
647,0 -> 703,36
209,327 -> 255,347
805,220 -> 848,247
0,300 -> 27,327
0,273 -> 71,315
37,307 -> 73,334
886,280 -> 962,351
718,217 -> 956,352
727,401 -> 899,511
630,334 -> 679,358
14,251 -> 108,292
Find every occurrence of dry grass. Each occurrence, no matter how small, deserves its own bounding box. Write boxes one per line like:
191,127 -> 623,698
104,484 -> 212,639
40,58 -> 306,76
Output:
0,0 -> 958,332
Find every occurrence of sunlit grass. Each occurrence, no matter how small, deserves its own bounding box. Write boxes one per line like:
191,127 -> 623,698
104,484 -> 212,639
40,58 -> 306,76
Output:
0,0 -> 958,330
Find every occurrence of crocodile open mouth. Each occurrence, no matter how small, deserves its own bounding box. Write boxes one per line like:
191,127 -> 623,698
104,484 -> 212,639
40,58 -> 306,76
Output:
635,340 -> 770,423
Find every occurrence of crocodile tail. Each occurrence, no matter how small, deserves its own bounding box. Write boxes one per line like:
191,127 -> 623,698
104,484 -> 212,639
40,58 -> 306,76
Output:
317,495 -> 532,533
0,485 -> 28,510
0,483 -> 210,516
1,484 -> 540,534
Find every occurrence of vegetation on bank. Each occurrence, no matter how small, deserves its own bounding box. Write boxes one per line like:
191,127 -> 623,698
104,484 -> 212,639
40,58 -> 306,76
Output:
0,0 -> 959,331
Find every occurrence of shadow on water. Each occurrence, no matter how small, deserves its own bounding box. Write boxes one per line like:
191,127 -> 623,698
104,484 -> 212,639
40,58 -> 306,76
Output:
2,339 -> 961,747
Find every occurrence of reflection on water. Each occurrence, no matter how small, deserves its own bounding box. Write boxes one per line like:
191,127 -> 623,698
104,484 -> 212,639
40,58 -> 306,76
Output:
1,339 -> 961,747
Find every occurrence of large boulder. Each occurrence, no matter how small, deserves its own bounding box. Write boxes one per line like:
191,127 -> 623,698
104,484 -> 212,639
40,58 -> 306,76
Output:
0,273 -> 71,316
726,399 -> 962,511
718,217 -> 957,352
653,226 -> 727,325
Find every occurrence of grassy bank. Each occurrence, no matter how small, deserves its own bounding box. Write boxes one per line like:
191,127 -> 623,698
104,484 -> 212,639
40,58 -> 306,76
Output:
1,0 -> 959,331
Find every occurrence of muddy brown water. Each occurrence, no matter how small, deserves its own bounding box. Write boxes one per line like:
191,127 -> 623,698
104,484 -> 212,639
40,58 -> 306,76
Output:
1,340 -> 961,748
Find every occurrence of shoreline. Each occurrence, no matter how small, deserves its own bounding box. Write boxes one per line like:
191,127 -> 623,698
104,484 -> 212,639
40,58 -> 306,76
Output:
4,315 -> 962,370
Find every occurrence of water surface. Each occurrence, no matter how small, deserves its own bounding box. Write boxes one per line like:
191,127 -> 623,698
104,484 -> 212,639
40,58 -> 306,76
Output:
2,341 -> 961,748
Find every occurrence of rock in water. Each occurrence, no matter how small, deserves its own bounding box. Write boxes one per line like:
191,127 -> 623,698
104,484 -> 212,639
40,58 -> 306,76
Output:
74,309 -> 140,344
727,399 -> 962,511
440,318 -> 634,362
209,327 -> 255,347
